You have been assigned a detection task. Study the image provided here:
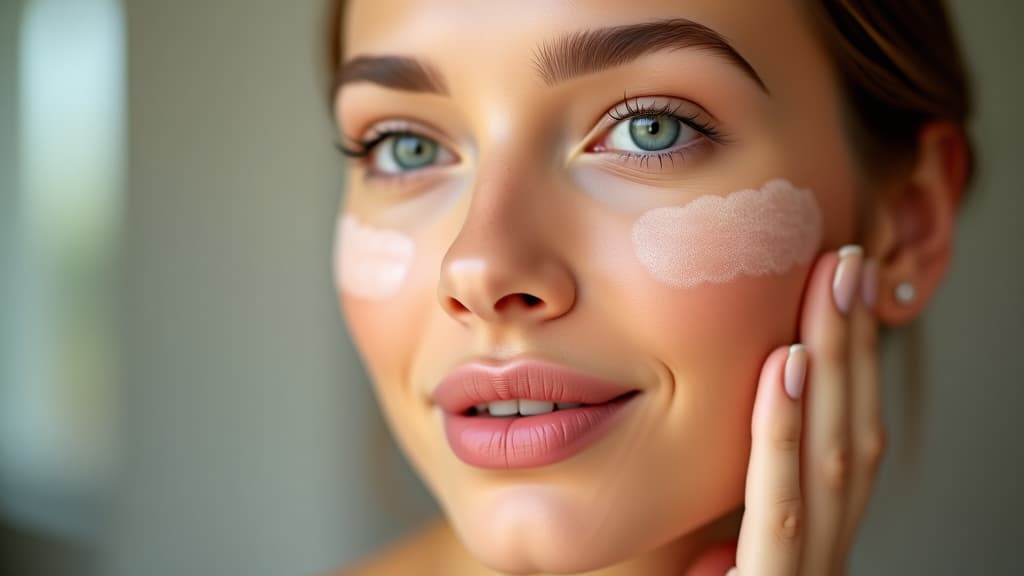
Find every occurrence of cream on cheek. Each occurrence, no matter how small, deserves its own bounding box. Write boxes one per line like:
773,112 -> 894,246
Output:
333,213 -> 416,300
631,179 -> 823,288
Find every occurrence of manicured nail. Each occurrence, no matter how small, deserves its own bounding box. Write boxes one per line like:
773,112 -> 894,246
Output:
784,344 -> 808,400
861,257 -> 878,310
832,245 -> 864,315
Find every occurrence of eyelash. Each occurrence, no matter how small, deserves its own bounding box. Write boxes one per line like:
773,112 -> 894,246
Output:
335,126 -> 413,159
596,94 -> 725,170
335,96 -> 727,172
607,94 -> 722,140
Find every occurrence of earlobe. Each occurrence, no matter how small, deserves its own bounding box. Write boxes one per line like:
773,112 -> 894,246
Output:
869,121 -> 969,326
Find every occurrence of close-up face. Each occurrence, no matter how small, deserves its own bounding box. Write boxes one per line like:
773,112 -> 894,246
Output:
334,0 -> 862,573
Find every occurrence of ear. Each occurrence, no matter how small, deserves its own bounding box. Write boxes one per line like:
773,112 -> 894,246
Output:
868,121 -> 970,326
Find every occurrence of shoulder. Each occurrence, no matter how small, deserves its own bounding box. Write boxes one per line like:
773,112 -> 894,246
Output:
332,518 -> 458,576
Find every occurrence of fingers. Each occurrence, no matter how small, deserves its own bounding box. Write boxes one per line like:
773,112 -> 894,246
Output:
834,256 -> 886,567
734,245 -> 883,576
797,246 -> 862,574
734,344 -> 807,576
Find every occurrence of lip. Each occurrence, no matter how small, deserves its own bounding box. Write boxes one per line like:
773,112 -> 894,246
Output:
433,359 -> 640,469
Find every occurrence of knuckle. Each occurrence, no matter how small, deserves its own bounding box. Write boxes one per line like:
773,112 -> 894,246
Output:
821,444 -> 851,491
767,418 -> 801,453
772,498 -> 804,545
858,427 -> 888,469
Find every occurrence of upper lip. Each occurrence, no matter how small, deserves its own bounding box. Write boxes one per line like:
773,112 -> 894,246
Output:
432,358 -> 637,415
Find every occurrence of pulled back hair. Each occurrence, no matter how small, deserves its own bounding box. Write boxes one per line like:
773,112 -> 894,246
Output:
811,0 -> 973,190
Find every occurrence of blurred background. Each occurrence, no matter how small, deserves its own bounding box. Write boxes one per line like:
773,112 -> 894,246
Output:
0,0 -> 1020,574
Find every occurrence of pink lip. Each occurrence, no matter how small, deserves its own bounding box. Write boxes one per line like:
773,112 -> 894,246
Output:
432,359 -> 640,469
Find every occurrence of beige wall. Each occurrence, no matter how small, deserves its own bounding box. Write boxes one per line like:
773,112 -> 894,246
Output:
106,1 -> 436,574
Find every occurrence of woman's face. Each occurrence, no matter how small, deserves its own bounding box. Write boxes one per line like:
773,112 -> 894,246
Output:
335,0 -> 859,572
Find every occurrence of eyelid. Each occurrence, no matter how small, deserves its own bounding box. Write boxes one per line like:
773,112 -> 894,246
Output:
341,117 -> 459,157
338,118 -> 463,182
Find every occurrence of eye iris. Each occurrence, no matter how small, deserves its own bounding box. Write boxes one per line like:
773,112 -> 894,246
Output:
628,115 -> 680,151
392,135 -> 438,169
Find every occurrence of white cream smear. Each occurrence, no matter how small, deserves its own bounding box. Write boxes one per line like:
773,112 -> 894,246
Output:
334,213 -> 415,300
631,179 -> 824,288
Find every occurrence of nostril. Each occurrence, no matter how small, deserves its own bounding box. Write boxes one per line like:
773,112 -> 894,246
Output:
521,294 -> 542,307
445,297 -> 470,315
495,293 -> 544,312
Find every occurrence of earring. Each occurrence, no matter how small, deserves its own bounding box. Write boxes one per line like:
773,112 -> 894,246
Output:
894,281 -> 916,305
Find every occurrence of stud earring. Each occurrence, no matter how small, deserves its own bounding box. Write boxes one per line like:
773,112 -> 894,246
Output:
894,281 -> 916,305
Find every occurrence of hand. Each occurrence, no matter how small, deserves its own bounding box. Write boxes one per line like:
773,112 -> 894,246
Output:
691,245 -> 886,575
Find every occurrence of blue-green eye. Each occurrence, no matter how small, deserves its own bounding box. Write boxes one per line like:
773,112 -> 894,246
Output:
605,113 -> 698,154
391,135 -> 438,170
357,132 -> 455,175
627,115 -> 682,151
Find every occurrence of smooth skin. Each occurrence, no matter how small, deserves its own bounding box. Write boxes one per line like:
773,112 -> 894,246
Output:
345,247 -> 880,576
335,0 -> 969,572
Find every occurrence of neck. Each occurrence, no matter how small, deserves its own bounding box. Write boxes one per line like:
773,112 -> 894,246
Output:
440,506 -> 742,576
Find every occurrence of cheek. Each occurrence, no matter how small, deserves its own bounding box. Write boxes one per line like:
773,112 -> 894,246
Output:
602,181 -> 814,533
335,213 -> 433,394
631,179 -> 823,288
333,213 -> 416,300
599,177 -> 819,392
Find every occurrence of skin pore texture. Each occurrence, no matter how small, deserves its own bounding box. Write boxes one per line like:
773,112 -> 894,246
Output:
334,0 -> 862,574
631,179 -> 823,288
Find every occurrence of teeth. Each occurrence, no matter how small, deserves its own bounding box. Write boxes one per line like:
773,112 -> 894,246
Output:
487,399 -> 519,417
476,399 -> 580,416
518,400 -> 555,416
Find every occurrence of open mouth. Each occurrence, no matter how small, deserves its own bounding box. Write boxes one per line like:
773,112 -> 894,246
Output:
463,390 -> 641,417
434,359 -> 642,469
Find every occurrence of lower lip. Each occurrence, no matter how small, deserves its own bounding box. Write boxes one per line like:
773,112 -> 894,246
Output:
441,393 -> 639,469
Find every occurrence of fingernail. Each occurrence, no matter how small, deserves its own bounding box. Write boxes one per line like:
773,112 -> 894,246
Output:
832,245 -> 864,315
861,257 -> 878,310
725,568 -> 739,576
784,344 -> 808,400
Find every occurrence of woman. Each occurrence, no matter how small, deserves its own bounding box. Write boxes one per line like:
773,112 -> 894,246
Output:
327,0 -> 972,574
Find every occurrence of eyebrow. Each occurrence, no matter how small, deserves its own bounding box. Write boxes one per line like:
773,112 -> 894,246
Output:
335,55 -> 449,95
534,18 -> 767,92
335,18 -> 767,97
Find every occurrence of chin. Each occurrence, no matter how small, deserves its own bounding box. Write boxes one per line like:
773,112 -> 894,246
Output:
453,510 -> 639,575
439,480 -> 676,575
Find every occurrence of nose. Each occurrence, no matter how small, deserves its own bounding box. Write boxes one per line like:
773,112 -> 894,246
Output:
438,185 -> 576,327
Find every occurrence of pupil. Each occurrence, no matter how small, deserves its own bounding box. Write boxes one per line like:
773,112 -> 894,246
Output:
393,135 -> 437,169
629,115 -> 680,152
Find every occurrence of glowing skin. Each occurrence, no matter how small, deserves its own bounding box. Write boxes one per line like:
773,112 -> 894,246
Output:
335,0 -> 861,574
632,179 -> 824,288
334,213 -> 415,300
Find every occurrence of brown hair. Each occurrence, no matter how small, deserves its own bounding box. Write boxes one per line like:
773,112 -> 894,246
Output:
806,0 -> 973,465
810,0 -> 973,187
